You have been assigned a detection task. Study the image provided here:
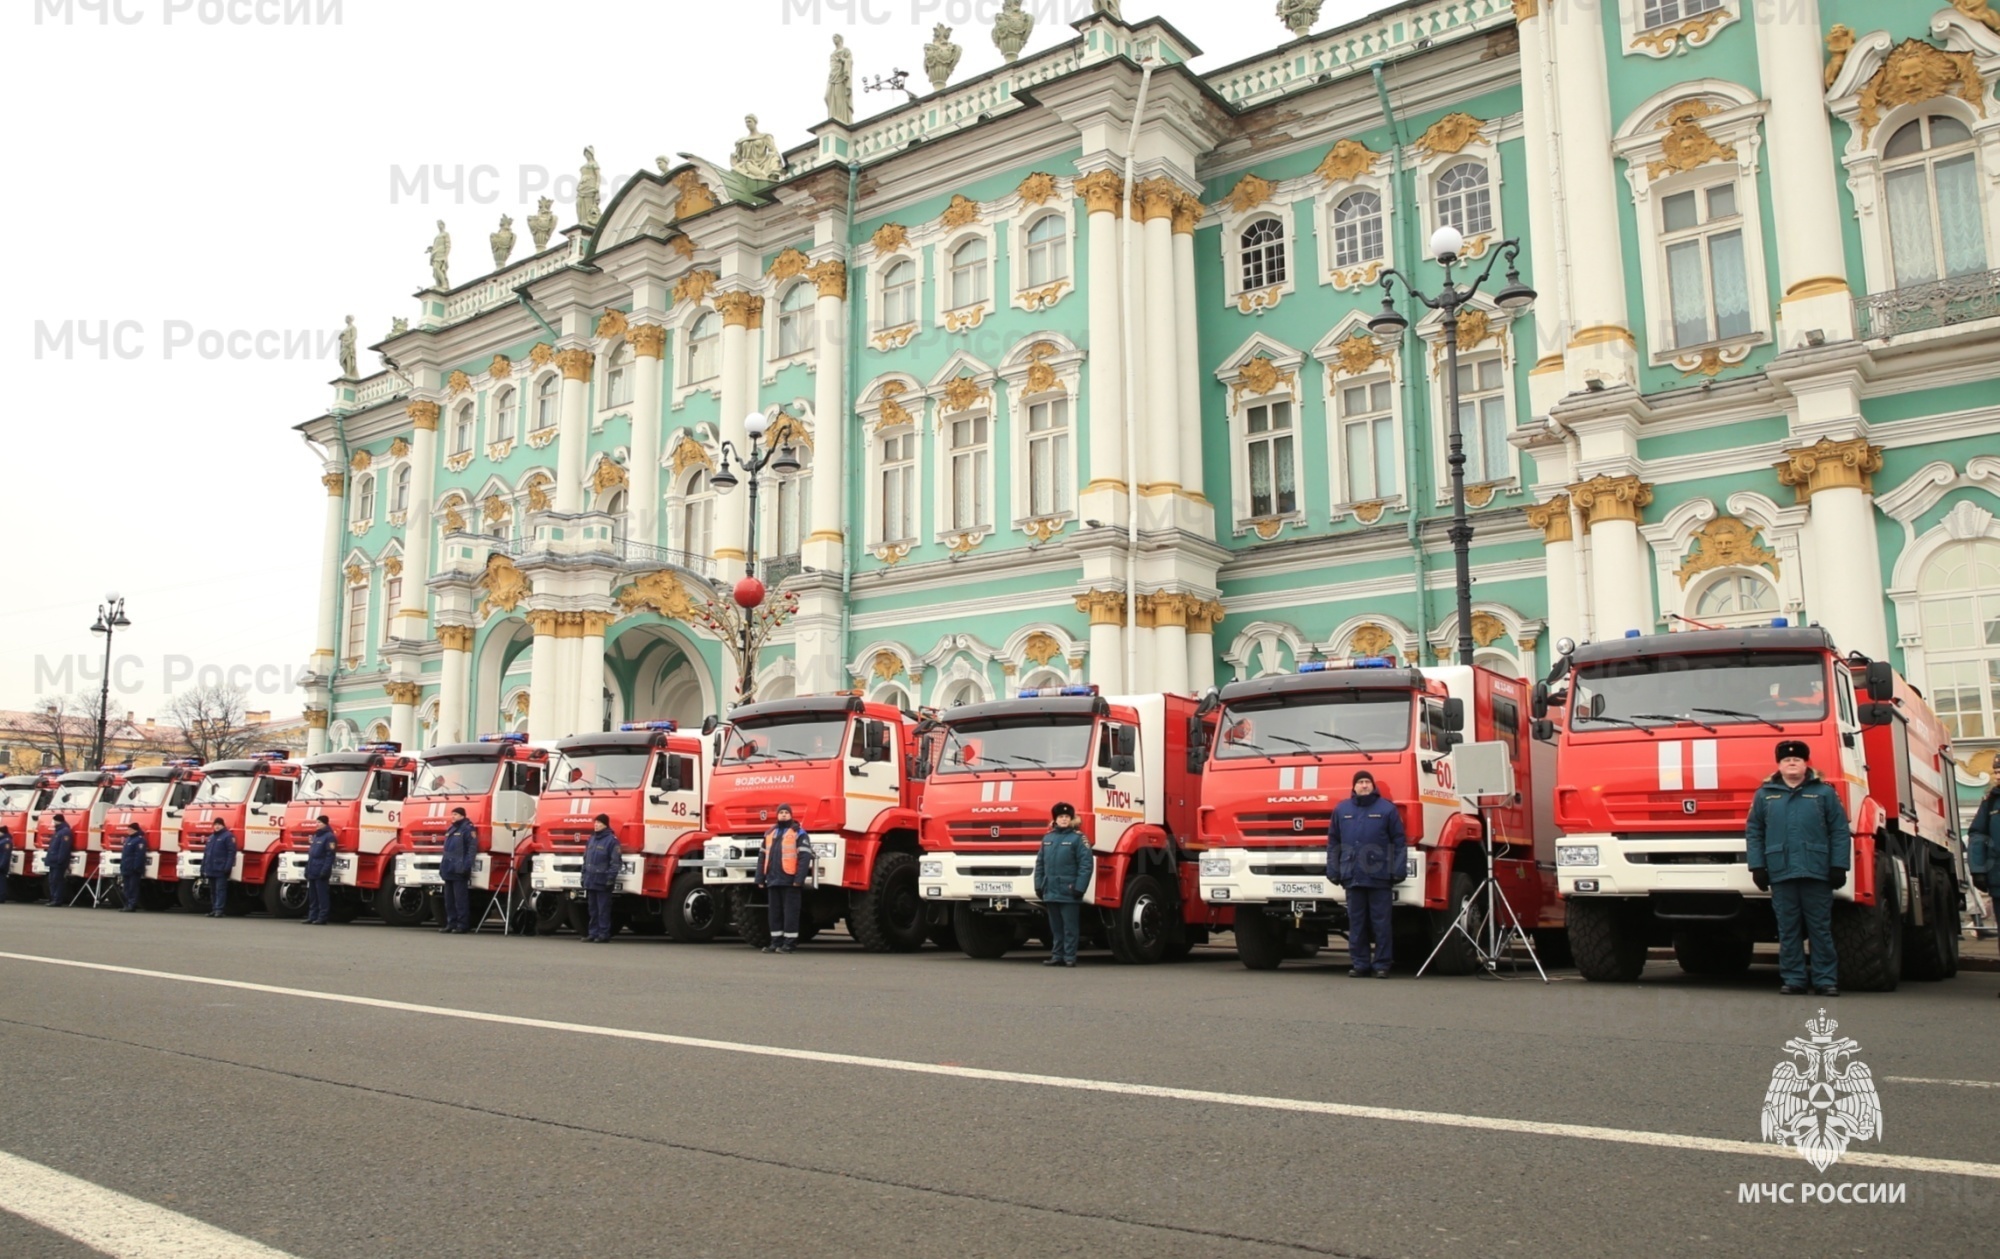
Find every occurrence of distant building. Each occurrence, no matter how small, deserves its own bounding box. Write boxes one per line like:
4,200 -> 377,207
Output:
0,709 -> 308,774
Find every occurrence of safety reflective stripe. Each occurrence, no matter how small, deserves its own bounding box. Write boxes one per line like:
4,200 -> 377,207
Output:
1658,741 -> 1682,791
781,834 -> 799,876
1692,739 -> 1718,790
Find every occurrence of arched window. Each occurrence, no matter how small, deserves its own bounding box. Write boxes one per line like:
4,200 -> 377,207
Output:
533,374 -> 559,434
1332,191 -> 1384,269
777,282 -> 817,358
679,470 -> 714,559
1436,162 -> 1493,236
492,386 -> 517,443
1883,114 -> 1987,289
881,259 -> 917,329
451,403 -> 475,456
687,312 -> 721,384
879,430 -> 917,543
874,683 -> 911,710
391,465 -> 411,515
772,450 -> 811,559
367,721 -> 391,744
1919,537 -> 2000,739
605,489 -> 627,547
353,473 -> 376,524
1239,217 -> 1287,290
1024,214 -> 1068,287
938,679 -> 982,708
604,343 -> 634,407
948,238 -> 988,310
1692,571 -> 1779,627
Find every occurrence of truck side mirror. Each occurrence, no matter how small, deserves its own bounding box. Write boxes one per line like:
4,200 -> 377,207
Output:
1865,661 -> 1894,702
865,725 -> 893,763
1531,681 -> 1550,720
1185,715 -> 1208,775
1111,754 -> 1136,775
1442,697 -> 1466,733
911,756 -> 931,781
1589,692 -> 1607,719
1112,725 -> 1137,759
700,715 -> 718,736
1531,718 -> 1556,742
1442,731 -> 1464,750
1858,702 -> 1894,727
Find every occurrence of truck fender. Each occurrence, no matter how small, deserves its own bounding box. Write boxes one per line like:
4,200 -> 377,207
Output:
1424,814 -> 1484,903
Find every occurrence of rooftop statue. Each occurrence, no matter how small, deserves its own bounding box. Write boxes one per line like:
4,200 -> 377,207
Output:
578,146 -> 602,228
491,214 -> 516,267
528,197 -> 557,250
827,35 -> 854,124
993,0 -> 1033,63
732,114 -> 783,181
924,24 -> 961,91
426,220 -> 451,290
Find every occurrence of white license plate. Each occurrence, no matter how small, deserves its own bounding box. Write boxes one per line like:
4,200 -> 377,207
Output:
1273,881 -> 1325,896
558,871 -> 581,889
973,881 -> 1013,894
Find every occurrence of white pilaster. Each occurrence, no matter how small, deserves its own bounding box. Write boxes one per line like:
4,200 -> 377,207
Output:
436,626 -> 472,746
714,293 -> 763,564
806,271 -> 848,572
554,348 -> 595,513
394,402 -> 440,639
527,613 -> 560,740
1137,187 -> 1181,507
576,615 -> 609,734
1549,5 -> 1637,391
627,326 -> 667,545
1080,180 -> 1128,526
1755,0 -> 1855,344
312,466 -> 346,674
1514,1 -> 1569,408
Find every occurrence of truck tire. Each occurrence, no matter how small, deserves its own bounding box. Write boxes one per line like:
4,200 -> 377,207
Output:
1232,909 -> 1284,971
664,872 -> 723,943
262,876 -> 308,919
1900,854 -> 1960,982
1672,929 -> 1752,977
848,851 -> 927,953
731,887 -> 772,950
142,881 -> 178,912
373,881 -> 431,928
926,907 -> 960,952
176,879 -> 199,913
1424,869 -> 1486,976
1107,873 -> 1173,965
530,891 -> 568,936
1833,849 -> 1902,992
952,903 -> 1015,959
1568,897 -> 1648,982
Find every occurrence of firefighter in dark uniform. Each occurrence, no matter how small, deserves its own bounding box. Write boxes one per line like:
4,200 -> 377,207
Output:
580,814 -> 621,943
1746,739 -> 1850,997
755,804 -> 816,954
45,816 -> 76,907
201,820 -> 238,918
117,822 -> 148,912
439,807 -> 477,934
303,815 -> 337,924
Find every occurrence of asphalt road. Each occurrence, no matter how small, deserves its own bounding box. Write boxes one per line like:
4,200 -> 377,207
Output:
2,904 -> 1996,1259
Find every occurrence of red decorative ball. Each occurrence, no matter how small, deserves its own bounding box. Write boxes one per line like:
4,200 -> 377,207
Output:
733,577 -> 766,609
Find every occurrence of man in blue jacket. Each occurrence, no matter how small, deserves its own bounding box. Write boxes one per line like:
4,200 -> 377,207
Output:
0,824 -> 14,904
1032,802 -> 1093,968
579,814 -> 621,943
117,823 -> 148,912
201,820 -> 238,918
302,815 -> 338,925
1747,739 -> 1850,997
1327,770 -> 1408,977
438,807 -> 477,934
755,804 -> 816,954
45,816 -> 76,907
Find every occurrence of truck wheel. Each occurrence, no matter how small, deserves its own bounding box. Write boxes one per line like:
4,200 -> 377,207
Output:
664,872 -> 722,943
142,882 -> 178,912
1232,910 -> 1284,971
730,887 -> 771,950
1107,873 -> 1173,965
1672,930 -> 1752,977
373,882 -> 431,928
1833,849 -> 1903,992
1424,869 -> 1486,976
848,851 -> 926,953
1568,897 -> 1648,982
262,876 -> 308,919
1900,855 -> 1960,982
531,891 -> 569,936
952,903 -> 1014,959
926,907 -> 959,952
176,880 -> 199,913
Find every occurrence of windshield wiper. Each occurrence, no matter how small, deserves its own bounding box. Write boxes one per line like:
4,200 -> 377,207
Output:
1227,738 -> 1278,762
1577,714 -> 1657,736
1313,730 -> 1374,762
1269,734 -> 1325,760
1631,712 -> 1719,733
1692,707 -> 1783,731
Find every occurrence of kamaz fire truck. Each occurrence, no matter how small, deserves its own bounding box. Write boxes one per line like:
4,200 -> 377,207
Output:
270,745 -> 419,923
394,734 -> 550,927
1,769 -> 61,899
701,696 -> 932,951
101,760 -> 204,909
35,766 -> 136,900
918,687 -> 1223,963
1540,623 -> 1964,990
1195,659 -> 1560,971
178,752 -> 303,915
520,722 -> 709,938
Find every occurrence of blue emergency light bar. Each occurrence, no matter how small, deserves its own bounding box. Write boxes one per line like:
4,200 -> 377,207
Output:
102,763 -> 133,773
250,750 -> 290,761
479,732 -> 528,743
1298,656 -> 1397,673
165,758 -> 202,768
619,720 -> 679,732
1017,685 -> 1098,699
1771,617 -> 1789,627
358,742 -> 402,754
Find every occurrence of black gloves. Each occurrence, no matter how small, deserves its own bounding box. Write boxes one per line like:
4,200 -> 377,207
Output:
1750,868 -> 1770,891
1974,872 -> 1991,894
1829,867 -> 1847,891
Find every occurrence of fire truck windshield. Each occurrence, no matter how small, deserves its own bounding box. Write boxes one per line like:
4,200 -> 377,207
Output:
1215,692 -> 1413,759
936,716 -> 1092,773
297,770 -> 367,801
119,782 -> 173,809
552,748 -> 650,791
0,787 -> 39,812
1573,651 -> 1827,729
721,717 -> 849,765
49,784 -> 100,811
413,758 -> 500,796
192,774 -> 256,805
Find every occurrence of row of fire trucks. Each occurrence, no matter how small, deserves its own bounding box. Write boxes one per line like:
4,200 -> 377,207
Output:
2,625 -> 1971,990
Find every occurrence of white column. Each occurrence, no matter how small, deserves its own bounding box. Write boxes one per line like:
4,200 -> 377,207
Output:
714,293 -> 763,565
1548,5 -> 1636,392
575,614 -> 610,734
1153,596 -> 1190,695
554,348 -> 595,513
1136,181 -> 1182,503
1132,623 -> 1157,695
627,326 -> 668,544
1575,478 -> 1655,638
554,629 -> 582,739
1080,592 -> 1125,694
1078,172 -> 1127,523
1755,0 -> 1856,343
1528,497 -> 1581,650
305,712 -> 328,758
1172,199 -> 1204,512
1784,442 -> 1889,658
1514,1 -> 1569,411
387,683 -> 419,750
436,626 -> 472,746
394,402 -> 440,639
807,265 -> 848,568
312,467 -> 346,674
1187,601 -> 1220,694
526,612 -> 560,740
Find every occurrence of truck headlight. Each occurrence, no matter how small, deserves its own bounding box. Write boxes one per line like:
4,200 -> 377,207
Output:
919,859 -> 943,878
703,840 -> 723,861
1198,856 -> 1231,878
1557,844 -> 1600,867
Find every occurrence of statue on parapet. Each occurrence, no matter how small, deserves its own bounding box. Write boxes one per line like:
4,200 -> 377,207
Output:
732,114 -> 784,181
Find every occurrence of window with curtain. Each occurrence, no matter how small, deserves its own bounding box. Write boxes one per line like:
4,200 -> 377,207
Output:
777,282 -> 817,357
493,387 -> 517,442
1024,214 -> 1068,287
604,343 -> 634,407
533,374 -> 559,433
773,458 -> 810,558
1339,378 -> 1396,503
452,404 -> 475,455
605,490 -> 626,546
1660,181 -> 1751,348
1919,537 -> 2000,740
392,465 -> 410,515
344,581 -> 368,661
1692,571 -> 1779,626
1332,191 -> 1385,269
948,414 -> 990,531
1883,115 -> 1988,289
1027,396 -> 1070,518
1453,356 -> 1510,484
880,431 -> 916,542
1643,0 -> 1719,26
687,313 -> 721,384
680,471 -> 713,558
882,260 -> 917,328
1244,399 -> 1297,519
1240,217 -> 1287,290
1436,163 -> 1493,236
384,571 -> 403,620
353,473 -> 376,523
949,239 -> 989,310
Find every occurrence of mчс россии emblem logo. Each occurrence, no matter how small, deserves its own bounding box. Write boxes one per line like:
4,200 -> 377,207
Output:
1760,1010 -> 1883,1172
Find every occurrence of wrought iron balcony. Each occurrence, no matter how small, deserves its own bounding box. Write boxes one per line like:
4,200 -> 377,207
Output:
1855,268 -> 2000,339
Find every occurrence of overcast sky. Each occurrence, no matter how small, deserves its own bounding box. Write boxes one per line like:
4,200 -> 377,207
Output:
2,0 -> 1383,721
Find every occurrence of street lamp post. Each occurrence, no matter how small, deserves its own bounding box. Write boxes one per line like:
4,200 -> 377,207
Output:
710,410 -> 801,704
88,593 -> 131,769
1368,227 -> 1536,665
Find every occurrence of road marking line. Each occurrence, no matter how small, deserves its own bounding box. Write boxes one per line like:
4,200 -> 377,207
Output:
0,1149 -> 296,1258
1888,1076 -> 2000,1089
9,951 -> 2000,1182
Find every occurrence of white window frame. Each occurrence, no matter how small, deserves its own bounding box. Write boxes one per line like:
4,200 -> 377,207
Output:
1687,568 -> 1783,628
685,311 -> 722,389
673,467 -> 714,561
875,427 -> 920,548
530,373 -> 561,441
1617,0 -> 1739,60
450,403 -> 476,458
999,336 -> 1084,536
1879,112 -> 1991,290
1917,535 -> 2000,742
857,376 -> 928,556
601,341 -> 635,411
1315,175 -> 1394,292
391,464 -> 411,518
490,385 -> 518,446
1654,176 -> 1756,352
343,569 -> 370,665
1334,373 -> 1401,513
1311,319 -> 1405,522
1410,123 -> 1509,271
1215,339 -> 1308,538
935,225 -> 998,335
351,472 -> 376,531
1414,304 -> 1524,503
1011,203 -> 1076,311
938,407 -> 994,540
1221,210 -> 1298,314
773,280 -> 819,364
863,234 -> 927,353
764,449 -> 812,561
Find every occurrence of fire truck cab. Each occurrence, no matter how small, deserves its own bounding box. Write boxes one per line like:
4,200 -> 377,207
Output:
394,734 -> 549,924
918,688 -> 1221,963
1542,624 -> 1964,989
179,752 -> 303,915
38,766 -> 133,896
1,770 -> 62,898
101,760 -> 204,909
1196,660 -> 1560,971
521,722 -> 708,938
272,745 -> 419,923
701,696 -> 931,952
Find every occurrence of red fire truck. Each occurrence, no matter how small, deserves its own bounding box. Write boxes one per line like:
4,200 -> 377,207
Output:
1540,623 -> 1964,990
101,759 -> 204,909
1,770 -> 62,898
918,688 -> 1222,963
271,745 -> 420,924
700,696 -> 932,951
519,722 -> 709,937
1195,659 -> 1560,971
395,734 -> 550,926
178,752 -> 304,915
35,766 -> 132,902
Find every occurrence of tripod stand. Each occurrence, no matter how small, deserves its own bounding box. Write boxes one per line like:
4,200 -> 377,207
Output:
1416,807 -> 1548,982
